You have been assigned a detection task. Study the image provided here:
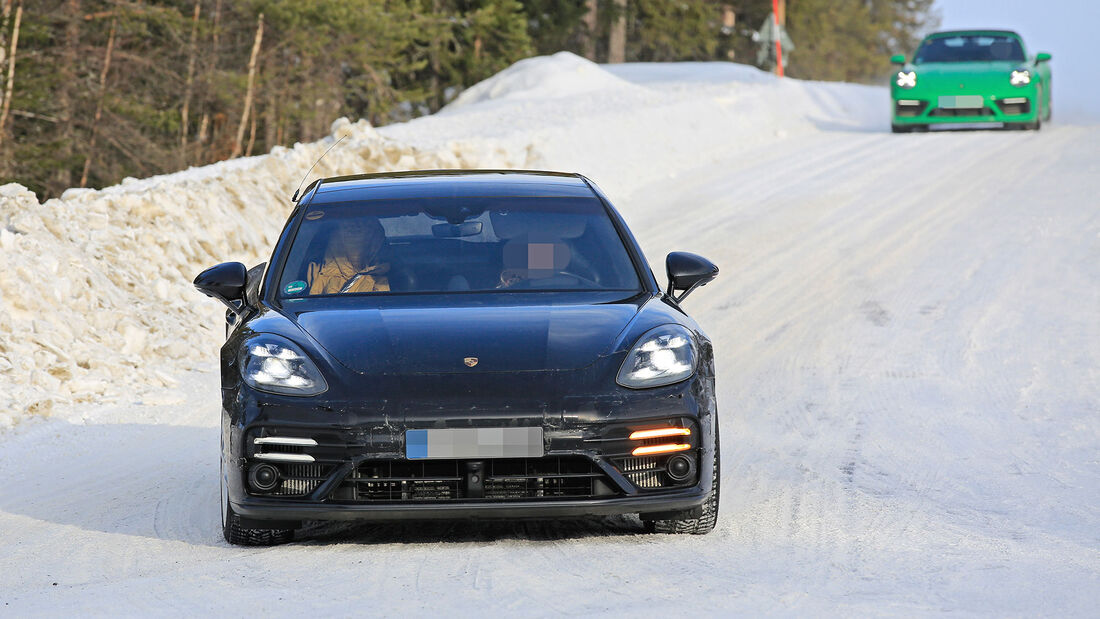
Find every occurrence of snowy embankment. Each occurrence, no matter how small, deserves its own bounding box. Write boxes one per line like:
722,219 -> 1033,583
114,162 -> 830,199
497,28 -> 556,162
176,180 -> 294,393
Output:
0,124 -> 520,424
0,52 -> 878,426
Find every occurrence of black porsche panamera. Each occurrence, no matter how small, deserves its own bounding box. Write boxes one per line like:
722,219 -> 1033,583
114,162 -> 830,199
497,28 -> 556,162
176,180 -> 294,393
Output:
195,170 -> 720,545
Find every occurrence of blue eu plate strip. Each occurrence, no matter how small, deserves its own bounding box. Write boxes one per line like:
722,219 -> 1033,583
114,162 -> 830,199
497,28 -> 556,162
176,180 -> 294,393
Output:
406,430 -> 428,459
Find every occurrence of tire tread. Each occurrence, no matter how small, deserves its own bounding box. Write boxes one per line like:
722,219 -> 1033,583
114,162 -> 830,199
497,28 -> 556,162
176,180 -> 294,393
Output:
648,437 -> 720,535
224,506 -> 294,546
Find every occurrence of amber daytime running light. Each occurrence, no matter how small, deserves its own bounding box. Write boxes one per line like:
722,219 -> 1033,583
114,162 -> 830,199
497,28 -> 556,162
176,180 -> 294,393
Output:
628,427 -> 691,440
628,427 -> 692,455
632,443 -> 692,456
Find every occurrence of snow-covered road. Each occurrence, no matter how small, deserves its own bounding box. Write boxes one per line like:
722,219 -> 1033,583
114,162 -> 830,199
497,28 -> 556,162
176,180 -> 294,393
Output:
1,58 -> 1097,615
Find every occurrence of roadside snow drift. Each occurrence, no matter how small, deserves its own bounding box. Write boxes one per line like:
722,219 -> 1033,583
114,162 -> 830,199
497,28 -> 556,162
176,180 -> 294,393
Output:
446,51 -> 641,106
0,120 -> 523,424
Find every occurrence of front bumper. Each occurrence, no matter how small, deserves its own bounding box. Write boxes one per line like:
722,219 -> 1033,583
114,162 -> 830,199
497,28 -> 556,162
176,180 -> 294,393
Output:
222,379 -> 718,525
891,89 -> 1038,125
233,486 -> 707,522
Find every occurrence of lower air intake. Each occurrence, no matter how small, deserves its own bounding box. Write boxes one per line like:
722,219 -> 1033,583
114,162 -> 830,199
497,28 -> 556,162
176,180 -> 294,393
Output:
332,457 -> 615,503
268,463 -> 332,496
619,455 -> 664,489
930,107 -> 994,117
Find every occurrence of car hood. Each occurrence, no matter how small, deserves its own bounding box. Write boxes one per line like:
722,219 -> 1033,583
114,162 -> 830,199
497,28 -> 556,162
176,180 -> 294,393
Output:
286,296 -> 645,375
910,61 -> 1021,88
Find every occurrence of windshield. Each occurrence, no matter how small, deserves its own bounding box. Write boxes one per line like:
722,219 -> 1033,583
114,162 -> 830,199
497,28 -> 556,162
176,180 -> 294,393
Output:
276,196 -> 642,297
914,34 -> 1025,63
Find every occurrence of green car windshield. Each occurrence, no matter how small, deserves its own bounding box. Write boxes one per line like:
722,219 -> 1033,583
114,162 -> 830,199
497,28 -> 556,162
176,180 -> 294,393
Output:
915,35 -> 1025,63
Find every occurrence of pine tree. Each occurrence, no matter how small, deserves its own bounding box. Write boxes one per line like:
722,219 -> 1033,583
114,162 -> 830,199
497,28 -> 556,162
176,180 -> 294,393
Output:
0,0 -> 936,198
462,0 -> 533,84
628,0 -> 719,62
784,0 -> 938,82
0,0 -> 533,195
520,0 -> 590,56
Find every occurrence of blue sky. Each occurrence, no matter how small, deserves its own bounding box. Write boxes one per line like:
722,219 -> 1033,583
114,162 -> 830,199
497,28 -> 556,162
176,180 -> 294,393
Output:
933,0 -> 1099,122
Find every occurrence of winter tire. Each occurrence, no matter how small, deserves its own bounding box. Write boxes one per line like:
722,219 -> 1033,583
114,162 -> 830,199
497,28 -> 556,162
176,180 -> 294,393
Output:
221,448 -> 293,546
223,499 -> 294,546
645,429 -> 720,535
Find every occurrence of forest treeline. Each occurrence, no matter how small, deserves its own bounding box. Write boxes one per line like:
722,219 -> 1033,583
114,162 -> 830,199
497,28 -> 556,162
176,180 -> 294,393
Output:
0,0 -> 935,198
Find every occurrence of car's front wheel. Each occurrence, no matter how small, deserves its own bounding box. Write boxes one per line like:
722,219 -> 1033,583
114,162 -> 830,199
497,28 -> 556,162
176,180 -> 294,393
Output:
221,452 -> 294,546
891,124 -> 927,134
1012,118 -> 1041,131
223,502 -> 294,546
1010,90 -> 1043,131
644,430 -> 720,535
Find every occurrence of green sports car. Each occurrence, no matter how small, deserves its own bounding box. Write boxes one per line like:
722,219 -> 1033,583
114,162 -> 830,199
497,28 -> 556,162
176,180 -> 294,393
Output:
890,30 -> 1052,132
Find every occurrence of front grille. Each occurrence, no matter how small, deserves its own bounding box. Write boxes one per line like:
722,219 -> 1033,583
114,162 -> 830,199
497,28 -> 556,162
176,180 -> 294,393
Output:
929,106 -> 994,117
330,456 -> 615,503
483,458 -> 603,499
348,460 -> 462,501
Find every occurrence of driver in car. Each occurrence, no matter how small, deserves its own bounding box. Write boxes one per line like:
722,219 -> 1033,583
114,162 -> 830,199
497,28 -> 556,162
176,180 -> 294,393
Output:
497,240 -> 563,289
308,217 -> 391,294
496,239 -> 598,289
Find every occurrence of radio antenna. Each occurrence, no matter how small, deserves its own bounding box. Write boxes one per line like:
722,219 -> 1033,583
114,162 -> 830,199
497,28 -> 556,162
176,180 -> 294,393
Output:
291,134 -> 348,202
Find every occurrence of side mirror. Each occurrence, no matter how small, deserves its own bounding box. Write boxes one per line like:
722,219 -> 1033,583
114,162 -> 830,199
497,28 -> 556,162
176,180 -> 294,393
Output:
665,252 -> 718,303
1035,52 -> 1052,63
244,262 -> 267,307
890,54 -> 906,65
194,262 -> 247,313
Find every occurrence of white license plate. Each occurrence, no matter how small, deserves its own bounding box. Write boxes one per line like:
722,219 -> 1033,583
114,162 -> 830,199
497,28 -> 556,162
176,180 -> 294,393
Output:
406,428 -> 544,459
938,95 -> 985,109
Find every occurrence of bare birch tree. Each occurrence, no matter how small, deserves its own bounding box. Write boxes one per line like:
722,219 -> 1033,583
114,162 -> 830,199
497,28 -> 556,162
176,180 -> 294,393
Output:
0,0 -> 22,145
79,17 -> 116,188
180,0 -> 201,166
608,0 -> 626,63
582,0 -> 597,60
230,12 -> 262,159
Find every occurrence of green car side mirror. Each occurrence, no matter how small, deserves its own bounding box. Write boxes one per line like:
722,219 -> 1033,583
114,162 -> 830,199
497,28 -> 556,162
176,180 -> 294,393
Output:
890,54 -> 906,65
1036,52 -> 1052,62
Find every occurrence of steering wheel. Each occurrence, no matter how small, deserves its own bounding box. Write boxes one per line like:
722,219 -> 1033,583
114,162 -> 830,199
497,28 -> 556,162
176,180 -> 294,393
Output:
511,270 -> 601,289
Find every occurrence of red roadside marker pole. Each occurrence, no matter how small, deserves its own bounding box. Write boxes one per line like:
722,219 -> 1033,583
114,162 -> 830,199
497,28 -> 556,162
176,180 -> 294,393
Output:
773,0 -> 784,77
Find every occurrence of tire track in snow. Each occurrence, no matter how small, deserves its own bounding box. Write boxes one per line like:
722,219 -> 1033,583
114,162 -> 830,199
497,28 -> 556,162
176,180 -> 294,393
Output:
1,124 -> 1097,615
630,125 -> 1097,600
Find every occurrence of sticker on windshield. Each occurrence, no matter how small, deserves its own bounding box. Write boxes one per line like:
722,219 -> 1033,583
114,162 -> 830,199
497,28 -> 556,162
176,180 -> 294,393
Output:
284,280 -> 307,295
305,210 -> 325,221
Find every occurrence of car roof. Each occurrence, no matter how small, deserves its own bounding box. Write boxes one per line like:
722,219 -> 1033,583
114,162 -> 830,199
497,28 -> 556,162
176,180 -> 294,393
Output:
300,170 -> 597,204
925,29 -> 1022,39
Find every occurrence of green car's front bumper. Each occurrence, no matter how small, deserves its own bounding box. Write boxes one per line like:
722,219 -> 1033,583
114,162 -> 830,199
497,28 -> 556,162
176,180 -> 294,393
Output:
891,84 -> 1039,127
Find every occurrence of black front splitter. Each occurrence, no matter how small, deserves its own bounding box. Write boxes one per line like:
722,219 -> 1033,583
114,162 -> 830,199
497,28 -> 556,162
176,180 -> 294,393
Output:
233,487 -> 706,523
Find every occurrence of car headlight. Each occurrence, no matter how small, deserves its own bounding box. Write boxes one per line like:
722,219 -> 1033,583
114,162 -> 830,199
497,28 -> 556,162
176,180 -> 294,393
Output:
896,70 -> 917,89
617,325 -> 697,389
1010,69 -> 1031,86
240,334 -> 328,396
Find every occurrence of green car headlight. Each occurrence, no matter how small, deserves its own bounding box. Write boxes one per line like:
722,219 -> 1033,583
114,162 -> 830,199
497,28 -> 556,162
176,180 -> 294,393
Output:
1010,69 -> 1031,86
896,70 -> 917,89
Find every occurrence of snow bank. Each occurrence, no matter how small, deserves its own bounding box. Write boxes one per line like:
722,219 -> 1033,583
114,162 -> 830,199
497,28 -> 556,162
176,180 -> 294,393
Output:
385,53 -> 886,201
445,51 -> 640,109
0,119 -> 527,425
0,52 -> 884,426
